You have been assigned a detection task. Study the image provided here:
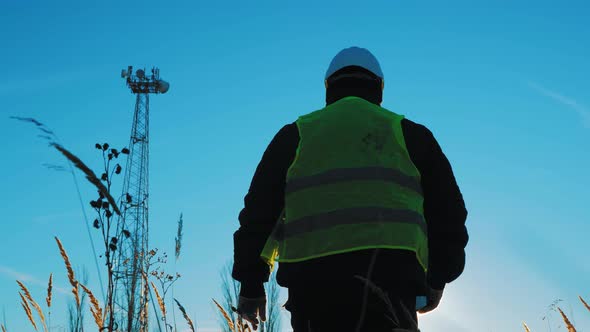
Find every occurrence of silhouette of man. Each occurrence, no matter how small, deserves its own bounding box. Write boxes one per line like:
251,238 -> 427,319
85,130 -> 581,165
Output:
233,47 -> 468,331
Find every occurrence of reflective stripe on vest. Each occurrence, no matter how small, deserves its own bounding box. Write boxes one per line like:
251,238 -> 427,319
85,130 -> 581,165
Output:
285,167 -> 423,196
274,207 -> 426,240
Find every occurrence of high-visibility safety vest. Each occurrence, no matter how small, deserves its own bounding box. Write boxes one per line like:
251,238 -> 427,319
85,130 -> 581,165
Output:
261,96 -> 428,272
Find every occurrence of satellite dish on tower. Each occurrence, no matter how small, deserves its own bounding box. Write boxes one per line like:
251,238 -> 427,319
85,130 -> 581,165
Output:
136,69 -> 145,79
157,80 -> 170,94
122,65 -> 169,94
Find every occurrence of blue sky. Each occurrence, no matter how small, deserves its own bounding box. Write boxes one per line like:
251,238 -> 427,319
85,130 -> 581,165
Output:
1,1 -> 589,331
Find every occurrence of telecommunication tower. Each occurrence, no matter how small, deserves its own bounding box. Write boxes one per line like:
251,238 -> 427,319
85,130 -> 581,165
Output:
114,66 -> 169,331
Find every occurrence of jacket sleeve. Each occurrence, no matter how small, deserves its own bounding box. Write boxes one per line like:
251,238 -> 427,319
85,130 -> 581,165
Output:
232,123 -> 299,297
405,121 -> 469,290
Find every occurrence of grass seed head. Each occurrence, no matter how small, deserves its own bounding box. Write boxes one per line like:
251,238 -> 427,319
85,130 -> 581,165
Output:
54,237 -> 80,307
79,283 -> 103,329
46,273 -> 53,308
19,292 -> 37,331
523,322 -> 531,332
213,298 -> 235,332
17,281 -> 47,332
151,281 -> 166,317
51,143 -> 120,215
557,307 -> 577,332
174,298 -> 195,332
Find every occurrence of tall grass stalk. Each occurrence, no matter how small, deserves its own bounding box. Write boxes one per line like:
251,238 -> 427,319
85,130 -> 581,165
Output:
172,213 -> 183,331
151,281 -> 166,318
213,298 -> 235,332
139,272 -> 150,331
354,249 -> 418,332
16,281 -> 47,332
80,283 -> 103,330
149,250 -> 181,331
51,143 -> 120,216
353,247 -> 420,332
148,283 -> 164,332
46,274 -> 52,332
356,249 -> 383,331
19,292 -> 37,331
522,322 -> 531,331
216,260 -> 279,332
12,116 -> 199,331
11,116 -> 108,304
558,307 -> 577,332
52,142 -> 130,331
526,296 -> 590,330
580,296 -> 590,313
54,238 -> 80,307
68,160 -> 107,303
1,309 -> 5,332
174,299 -> 195,332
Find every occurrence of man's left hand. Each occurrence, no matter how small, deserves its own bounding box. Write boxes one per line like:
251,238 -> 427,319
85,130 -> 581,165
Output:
418,287 -> 444,314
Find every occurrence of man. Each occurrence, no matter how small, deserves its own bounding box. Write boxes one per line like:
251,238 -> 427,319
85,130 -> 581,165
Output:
232,47 -> 468,331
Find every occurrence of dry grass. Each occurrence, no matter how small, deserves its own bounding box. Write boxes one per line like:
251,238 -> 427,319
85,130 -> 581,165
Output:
50,143 -> 121,215
175,213 -> 183,260
524,297 -> 588,331
174,299 -> 196,332
151,281 -> 166,317
557,307 -> 577,332
46,275 -> 52,332
139,272 -> 150,328
46,273 -> 52,308
8,125 -> 202,331
17,281 -> 47,332
17,281 -> 33,302
19,292 -> 37,331
354,275 -> 407,329
523,322 -> 531,332
80,283 -> 103,330
54,236 -> 80,307
213,298 -> 235,332
103,303 -> 111,330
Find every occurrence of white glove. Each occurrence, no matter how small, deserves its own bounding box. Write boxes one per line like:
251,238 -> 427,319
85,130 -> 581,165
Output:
237,296 -> 267,331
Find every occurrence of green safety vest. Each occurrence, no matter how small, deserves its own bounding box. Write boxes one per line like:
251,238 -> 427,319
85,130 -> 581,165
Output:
261,96 -> 429,272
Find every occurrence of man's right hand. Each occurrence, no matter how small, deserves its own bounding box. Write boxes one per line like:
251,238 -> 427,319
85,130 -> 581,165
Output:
418,287 -> 444,314
237,295 -> 267,330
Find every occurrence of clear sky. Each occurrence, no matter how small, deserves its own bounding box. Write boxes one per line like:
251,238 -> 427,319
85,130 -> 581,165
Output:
1,1 -> 589,331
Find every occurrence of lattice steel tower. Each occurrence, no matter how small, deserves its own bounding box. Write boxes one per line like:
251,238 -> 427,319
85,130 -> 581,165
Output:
114,66 -> 169,331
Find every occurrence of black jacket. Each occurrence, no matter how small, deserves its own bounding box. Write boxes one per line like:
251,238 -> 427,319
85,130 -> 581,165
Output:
232,92 -> 468,298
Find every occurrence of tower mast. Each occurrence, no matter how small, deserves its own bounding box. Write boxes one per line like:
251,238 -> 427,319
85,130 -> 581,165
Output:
115,66 -> 169,331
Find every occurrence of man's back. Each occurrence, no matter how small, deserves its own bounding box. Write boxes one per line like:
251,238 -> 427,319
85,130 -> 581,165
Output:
233,47 -> 468,331
233,107 -> 467,286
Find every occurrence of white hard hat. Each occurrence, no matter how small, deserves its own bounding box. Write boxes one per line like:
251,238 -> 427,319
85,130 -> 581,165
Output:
325,47 -> 384,80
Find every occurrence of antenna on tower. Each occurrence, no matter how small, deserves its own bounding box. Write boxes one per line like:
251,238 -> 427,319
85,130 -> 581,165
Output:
113,66 -> 169,331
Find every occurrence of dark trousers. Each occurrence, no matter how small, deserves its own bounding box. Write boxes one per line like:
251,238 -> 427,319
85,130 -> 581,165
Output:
285,280 -> 418,332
